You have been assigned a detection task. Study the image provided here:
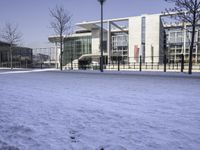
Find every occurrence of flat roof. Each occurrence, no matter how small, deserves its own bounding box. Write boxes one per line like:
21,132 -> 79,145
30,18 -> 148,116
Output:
0,41 -> 10,46
76,17 -> 130,30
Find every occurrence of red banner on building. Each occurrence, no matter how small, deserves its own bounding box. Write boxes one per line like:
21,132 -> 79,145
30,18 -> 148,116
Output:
134,45 -> 139,62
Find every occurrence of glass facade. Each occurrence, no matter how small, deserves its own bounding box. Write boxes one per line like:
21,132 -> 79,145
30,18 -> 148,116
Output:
63,36 -> 92,65
141,17 -> 146,44
141,17 -> 146,62
166,27 -> 200,63
0,42 -> 32,67
111,32 -> 128,63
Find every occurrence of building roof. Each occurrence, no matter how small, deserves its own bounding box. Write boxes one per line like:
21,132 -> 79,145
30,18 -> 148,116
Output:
0,41 -> 10,46
76,17 -> 130,30
79,53 -> 108,60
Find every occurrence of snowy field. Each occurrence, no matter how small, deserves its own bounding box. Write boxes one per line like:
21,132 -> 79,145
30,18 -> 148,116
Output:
0,70 -> 200,150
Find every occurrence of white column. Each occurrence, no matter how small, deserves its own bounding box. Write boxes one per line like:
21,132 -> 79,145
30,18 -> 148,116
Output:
196,30 -> 198,63
107,21 -> 111,62
55,42 -> 60,68
183,23 -> 187,56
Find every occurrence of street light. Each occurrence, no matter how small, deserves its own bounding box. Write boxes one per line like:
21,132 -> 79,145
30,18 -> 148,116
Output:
98,0 -> 106,72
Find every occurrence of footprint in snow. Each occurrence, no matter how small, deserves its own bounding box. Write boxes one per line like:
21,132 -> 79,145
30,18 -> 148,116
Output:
69,130 -> 80,143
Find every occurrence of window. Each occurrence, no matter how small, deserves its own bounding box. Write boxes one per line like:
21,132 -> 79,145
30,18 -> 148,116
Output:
177,32 -> 183,43
111,33 -> 128,63
63,36 -> 92,65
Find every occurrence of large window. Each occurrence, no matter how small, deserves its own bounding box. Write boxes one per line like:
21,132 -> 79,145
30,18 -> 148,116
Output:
141,17 -> 146,61
111,33 -> 128,63
0,44 -> 32,67
165,26 -> 200,63
141,17 -> 146,44
63,36 -> 92,65
169,31 -> 183,44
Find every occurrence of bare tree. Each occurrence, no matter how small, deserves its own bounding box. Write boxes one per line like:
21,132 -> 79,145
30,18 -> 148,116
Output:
165,0 -> 200,74
1,22 -> 22,69
50,5 -> 72,71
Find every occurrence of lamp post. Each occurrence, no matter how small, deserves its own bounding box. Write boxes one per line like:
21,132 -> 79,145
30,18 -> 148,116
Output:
98,0 -> 106,72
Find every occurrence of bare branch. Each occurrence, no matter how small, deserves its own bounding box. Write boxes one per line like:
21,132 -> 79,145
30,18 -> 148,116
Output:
164,0 -> 200,74
165,0 -> 200,25
1,22 -> 22,46
49,5 -> 72,71
49,5 -> 72,37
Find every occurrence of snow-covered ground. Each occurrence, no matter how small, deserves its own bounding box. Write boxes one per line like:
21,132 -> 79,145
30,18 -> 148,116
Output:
0,70 -> 200,150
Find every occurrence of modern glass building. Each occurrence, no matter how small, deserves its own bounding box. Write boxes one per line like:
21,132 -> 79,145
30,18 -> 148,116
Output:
63,36 -> 92,65
111,32 -> 128,63
165,26 -> 200,63
0,41 -> 33,68
49,13 -> 200,68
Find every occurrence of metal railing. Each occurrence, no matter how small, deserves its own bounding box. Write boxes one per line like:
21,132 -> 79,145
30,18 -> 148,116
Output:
1,54 -> 200,73
64,55 -> 200,73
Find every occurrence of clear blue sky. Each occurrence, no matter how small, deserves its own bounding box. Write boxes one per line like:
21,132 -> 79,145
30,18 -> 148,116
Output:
0,0 -> 173,48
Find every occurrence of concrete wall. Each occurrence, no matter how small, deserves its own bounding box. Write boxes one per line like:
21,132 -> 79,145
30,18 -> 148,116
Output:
91,28 -> 108,55
54,42 -> 60,68
145,14 -> 162,63
92,28 -> 100,55
159,19 -> 165,62
128,14 -> 163,63
129,16 -> 142,63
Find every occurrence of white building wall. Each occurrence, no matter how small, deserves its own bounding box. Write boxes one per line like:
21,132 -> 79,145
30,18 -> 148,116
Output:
54,42 -> 60,68
145,14 -> 162,63
50,14 -> 164,66
129,16 -> 141,63
92,28 -> 100,55
91,28 -> 107,55
69,32 -> 91,38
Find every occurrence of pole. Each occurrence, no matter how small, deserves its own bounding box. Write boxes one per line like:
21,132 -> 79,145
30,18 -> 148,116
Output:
118,56 -> 120,71
60,35 -> 63,71
139,55 -> 142,72
181,54 -> 184,72
99,0 -> 104,72
71,57 -> 73,70
10,45 -> 13,70
0,51 -> 1,67
164,54 -> 167,72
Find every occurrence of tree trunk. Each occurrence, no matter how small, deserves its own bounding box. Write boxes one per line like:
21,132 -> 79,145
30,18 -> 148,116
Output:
188,30 -> 195,74
188,14 -> 196,74
0,51 -> 2,67
10,45 -> 13,70
60,35 -> 63,71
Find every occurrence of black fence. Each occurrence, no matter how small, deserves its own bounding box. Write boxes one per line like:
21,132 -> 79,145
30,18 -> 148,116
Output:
1,54 -> 200,73
65,55 -> 200,73
0,61 -> 32,68
0,61 -> 57,69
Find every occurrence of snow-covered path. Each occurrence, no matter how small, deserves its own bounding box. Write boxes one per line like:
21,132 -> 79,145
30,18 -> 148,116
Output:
0,71 -> 200,150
